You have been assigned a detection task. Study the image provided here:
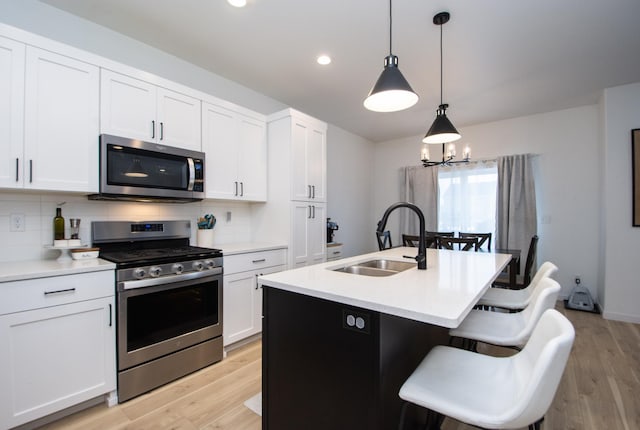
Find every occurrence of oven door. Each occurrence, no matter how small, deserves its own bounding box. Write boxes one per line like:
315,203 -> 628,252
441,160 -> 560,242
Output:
117,269 -> 222,371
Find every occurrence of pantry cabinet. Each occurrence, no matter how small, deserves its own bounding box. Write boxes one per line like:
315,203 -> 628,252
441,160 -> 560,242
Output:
0,270 -> 116,429
222,248 -> 286,346
252,109 -> 328,269
0,39 -> 99,193
100,69 -> 201,151
202,102 -> 267,201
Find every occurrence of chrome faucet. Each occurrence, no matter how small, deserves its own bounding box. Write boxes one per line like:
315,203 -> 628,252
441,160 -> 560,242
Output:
376,202 -> 427,270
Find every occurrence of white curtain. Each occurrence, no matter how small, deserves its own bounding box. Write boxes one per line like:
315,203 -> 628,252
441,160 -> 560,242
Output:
401,166 -> 439,236
495,154 -> 537,267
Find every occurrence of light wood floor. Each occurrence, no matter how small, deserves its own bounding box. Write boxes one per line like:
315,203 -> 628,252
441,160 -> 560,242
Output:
39,305 -> 639,430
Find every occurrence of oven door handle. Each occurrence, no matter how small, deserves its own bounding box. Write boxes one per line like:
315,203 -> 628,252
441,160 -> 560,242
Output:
120,267 -> 222,290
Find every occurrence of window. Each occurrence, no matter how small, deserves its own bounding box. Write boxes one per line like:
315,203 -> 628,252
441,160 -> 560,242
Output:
437,162 -> 497,236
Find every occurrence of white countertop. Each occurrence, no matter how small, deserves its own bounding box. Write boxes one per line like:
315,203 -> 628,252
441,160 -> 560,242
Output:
217,242 -> 287,256
0,258 -> 116,283
258,247 -> 511,328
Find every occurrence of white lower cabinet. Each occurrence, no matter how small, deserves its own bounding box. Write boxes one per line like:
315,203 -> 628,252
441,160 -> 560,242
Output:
223,249 -> 286,346
291,202 -> 326,268
0,270 -> 116,430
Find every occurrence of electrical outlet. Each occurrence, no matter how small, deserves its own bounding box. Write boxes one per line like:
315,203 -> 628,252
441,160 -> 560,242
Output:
10,213 -> 25,232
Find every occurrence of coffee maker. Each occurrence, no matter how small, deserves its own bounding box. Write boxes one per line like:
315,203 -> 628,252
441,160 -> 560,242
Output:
326,218 -> 339,243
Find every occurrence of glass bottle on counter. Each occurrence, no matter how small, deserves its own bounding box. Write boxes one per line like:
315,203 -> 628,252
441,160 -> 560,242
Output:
54,207 -> 65,240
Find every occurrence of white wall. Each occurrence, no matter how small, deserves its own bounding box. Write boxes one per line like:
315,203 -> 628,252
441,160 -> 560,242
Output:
373,105 -> 602,301
601,82 -> 640,322
326,125 -> 376,257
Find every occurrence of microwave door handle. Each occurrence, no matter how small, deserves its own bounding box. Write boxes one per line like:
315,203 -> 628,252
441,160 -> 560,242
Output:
187,158 -> 196,191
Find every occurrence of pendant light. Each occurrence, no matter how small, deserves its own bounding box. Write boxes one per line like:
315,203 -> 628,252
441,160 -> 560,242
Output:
422,12 -> 460,144
364,0 -> 419,113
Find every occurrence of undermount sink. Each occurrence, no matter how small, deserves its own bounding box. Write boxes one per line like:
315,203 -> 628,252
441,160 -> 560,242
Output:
332,259 -> 415,277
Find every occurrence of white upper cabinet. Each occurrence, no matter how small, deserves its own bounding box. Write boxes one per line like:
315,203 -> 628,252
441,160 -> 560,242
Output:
0,36 -> 25,189
290,114 -> 327,202
0,44 -> 101,193
100,70 -> 201,151
1,39 -> 100,193
202,102 -> 267,201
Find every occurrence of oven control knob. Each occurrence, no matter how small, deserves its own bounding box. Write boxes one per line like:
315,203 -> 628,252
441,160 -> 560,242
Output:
172,263 -> 184,274
133,268 -> 146,279
149,266 -> 162,277
192,261 -> 204,271
204,259 -> 216,269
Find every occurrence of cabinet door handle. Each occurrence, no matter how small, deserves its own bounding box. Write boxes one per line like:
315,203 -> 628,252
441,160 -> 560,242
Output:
240,182 -> 244,196
108,304 -> 113,327
252,258 -> 266,263
29,160 -> 33,183
308,205 -> 312,219
234,181 -> 238,196
160,122 -> 164,140
308,185 -> 312,198
312,205 -> 316,218
44,288 -> 76,296
15,158 -> 19,182
151,120 -> 155,139
312,185 -> 315,199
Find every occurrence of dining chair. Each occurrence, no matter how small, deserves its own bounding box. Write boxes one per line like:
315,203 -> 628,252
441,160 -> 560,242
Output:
459,232 -> 492,251
438,236 -> 479,251
426,230 -> 454,238
402,234 -> 438,248
449,277 -> 561,350
478,261 -> 558,311
398,309 -> 575,430
376,230 -> 393,251
493,235 -> 539,288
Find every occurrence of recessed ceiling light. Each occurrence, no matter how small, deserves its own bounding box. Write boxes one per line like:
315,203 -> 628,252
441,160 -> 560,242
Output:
317,55 -> 331,65
228,0 -> 247,7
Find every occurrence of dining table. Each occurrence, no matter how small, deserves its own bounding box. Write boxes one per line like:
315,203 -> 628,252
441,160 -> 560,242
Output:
492,248 -> 521,288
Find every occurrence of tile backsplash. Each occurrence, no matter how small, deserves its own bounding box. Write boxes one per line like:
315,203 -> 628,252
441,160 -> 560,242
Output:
0,191 -> 253,262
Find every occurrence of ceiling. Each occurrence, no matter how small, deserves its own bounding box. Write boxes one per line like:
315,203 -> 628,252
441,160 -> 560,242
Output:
40,0 -> 640,143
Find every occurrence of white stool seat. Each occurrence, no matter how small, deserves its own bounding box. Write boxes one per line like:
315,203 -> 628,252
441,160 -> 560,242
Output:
399,309 -> 575,429
451,277 -> 561,347
478,262 -> 558,310
400,345 -> 519,427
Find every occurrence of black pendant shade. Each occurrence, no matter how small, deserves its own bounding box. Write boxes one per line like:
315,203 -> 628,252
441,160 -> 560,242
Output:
364,55 -> 418,112
423,104 -> 461,144
364,0 -> 419,112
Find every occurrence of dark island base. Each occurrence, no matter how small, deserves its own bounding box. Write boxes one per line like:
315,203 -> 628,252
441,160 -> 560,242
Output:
262,286 -> 450,430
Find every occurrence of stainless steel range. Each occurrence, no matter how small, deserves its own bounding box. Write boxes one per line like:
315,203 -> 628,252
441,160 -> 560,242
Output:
92,220 -> 223,403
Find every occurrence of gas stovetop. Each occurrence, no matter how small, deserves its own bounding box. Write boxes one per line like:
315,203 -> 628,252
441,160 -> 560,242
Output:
92,220 -> 222,269
100,245 -> 222,265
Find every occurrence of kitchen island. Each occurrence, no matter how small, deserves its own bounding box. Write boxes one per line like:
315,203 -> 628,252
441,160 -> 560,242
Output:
258,247 -> 511,430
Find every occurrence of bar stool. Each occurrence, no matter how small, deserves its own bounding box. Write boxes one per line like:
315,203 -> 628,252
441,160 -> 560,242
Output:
478,261 -> 558,311
450,277 -> 561,350
398,309 -> 575,430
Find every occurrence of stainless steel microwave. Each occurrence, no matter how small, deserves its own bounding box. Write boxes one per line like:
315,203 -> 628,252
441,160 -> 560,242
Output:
89,134 -> 205,202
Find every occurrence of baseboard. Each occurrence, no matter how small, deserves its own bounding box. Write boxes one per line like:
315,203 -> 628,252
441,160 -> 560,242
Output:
601,310 -> 640,324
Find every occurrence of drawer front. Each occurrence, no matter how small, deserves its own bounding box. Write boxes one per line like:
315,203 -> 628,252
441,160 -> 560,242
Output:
0,270 -> 115,315
327,245 -> 343,259
225,249 -> 287,274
